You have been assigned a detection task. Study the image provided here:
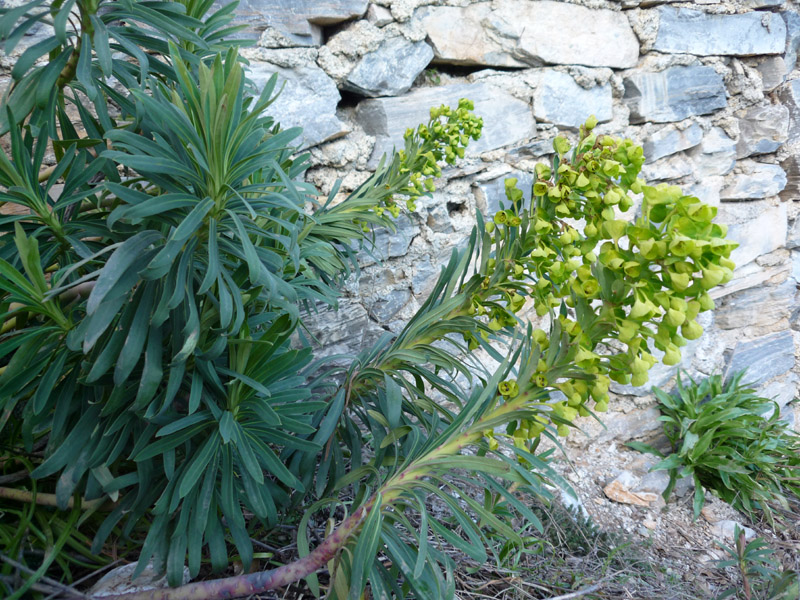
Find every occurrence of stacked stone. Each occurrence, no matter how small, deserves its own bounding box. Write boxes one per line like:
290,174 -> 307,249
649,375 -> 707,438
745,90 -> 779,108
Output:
224,0 -> 800,440
5,0 -> 797,440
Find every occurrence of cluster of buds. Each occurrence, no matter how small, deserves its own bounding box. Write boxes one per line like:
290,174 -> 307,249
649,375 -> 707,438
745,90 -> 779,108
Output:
384,99 -> 483,214
472,115 -> 736,451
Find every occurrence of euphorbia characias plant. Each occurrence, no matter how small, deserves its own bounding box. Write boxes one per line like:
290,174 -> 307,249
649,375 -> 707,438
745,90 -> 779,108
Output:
0,1 -> 736,598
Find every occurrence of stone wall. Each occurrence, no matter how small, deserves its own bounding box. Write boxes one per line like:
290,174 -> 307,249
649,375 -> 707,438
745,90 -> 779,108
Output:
228,0 -> 800,444
5,0 -> 798,443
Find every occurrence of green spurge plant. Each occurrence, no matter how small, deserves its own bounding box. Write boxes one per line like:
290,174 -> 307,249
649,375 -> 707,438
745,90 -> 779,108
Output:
715,525 -> 799,600
630,372 -> 800,523
0,1 -> 737,598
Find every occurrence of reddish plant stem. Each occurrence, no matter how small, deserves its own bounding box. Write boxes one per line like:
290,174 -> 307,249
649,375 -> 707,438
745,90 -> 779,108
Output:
93,506 -> 369,600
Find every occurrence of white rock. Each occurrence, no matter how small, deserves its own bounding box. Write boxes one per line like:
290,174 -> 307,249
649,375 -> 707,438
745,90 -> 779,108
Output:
690,127 -> 736,178
720,164 -> 787,201
356,82 -> 536,166
420,1 -> 639,69
533,70 -> 613,129
366,4 -> 393,27
723,202 -> 787,267
654,6 -> 787,56
712,520 -> 757,542
643,123 -> 703,162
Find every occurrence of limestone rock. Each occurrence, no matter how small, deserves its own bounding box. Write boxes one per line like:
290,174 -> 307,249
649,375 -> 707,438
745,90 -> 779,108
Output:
782,11 -> 800,74
725,203 -> 787,266
760,373 -> 798,410
715,279 -> 794,330
359,215 -> 420,267
720,163 -> 787,200
419,4 -> 525,68
780,156 -> 800,202
356,83 -> 536,166
248,62 -> 348,149
727,330 -> 795,385
790,220 -> 800,250
474,173 -> 534,217
711,520 -> 757,542
757,57 -> 786,92
571,406 -> 663,447
223,0 -> 368,46
744,0 -> 785,6
624,66 -> 727,124
777,80 -> 800,144
496,0 -> 640,69
366,4 -> 393,27
301,298 -> 383,357
643,123 -> 703,162
420,1 -> 639,69
91,562 -> 190,598
533,71 -> 613,128
736,104 -> 789,159
689,127 -> 737,178
654,7 -> 787,56
604,473 -> 659,507
344,37 -> 433,97
367,288 -> 411,322
641,154 -> 693,181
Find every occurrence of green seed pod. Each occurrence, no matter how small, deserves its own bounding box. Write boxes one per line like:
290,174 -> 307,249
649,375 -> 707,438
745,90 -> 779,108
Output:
681,319 -> 703,340
665,308 -> 686,328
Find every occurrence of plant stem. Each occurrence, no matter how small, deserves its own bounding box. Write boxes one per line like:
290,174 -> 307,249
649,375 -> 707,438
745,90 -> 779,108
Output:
0,487 -> 110,511
92,505 -> 370,600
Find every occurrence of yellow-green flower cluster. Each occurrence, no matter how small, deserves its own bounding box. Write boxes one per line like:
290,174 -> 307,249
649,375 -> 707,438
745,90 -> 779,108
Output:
389,99 -> 483,214
473,115 -> 736,448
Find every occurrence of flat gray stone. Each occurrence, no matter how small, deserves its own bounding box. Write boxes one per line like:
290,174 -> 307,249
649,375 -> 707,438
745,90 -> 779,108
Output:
496,0 -> 640,69
725,203 -> 787,266
344,37 -> 433,97
782,11 -> 800,73
727,330 -> 795,385
790,220 -> 800,249
624,66 -> 727,124
420,1 -> 639,69
712,521 -> 757,543
643,123 -> 703,162
367,288 -> 411,322
249,62 -> 348,149
736,104 -> 789,159
640,154 -> 693,181
760,373 -> 798,410
359,215 -> 420,266
533,71 -> 613,128
777,79 -> 800,144
356,83 -> 536,166
301,298 -> 384,357
366,4 -> 393,26
224,0 -> 368,45
474,173 -> 534,217
720,163 -> 787,200
654,6 -> 787,56
757,57 -> 787,92
689,127 -> 737,178
716,279 -> 794,330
